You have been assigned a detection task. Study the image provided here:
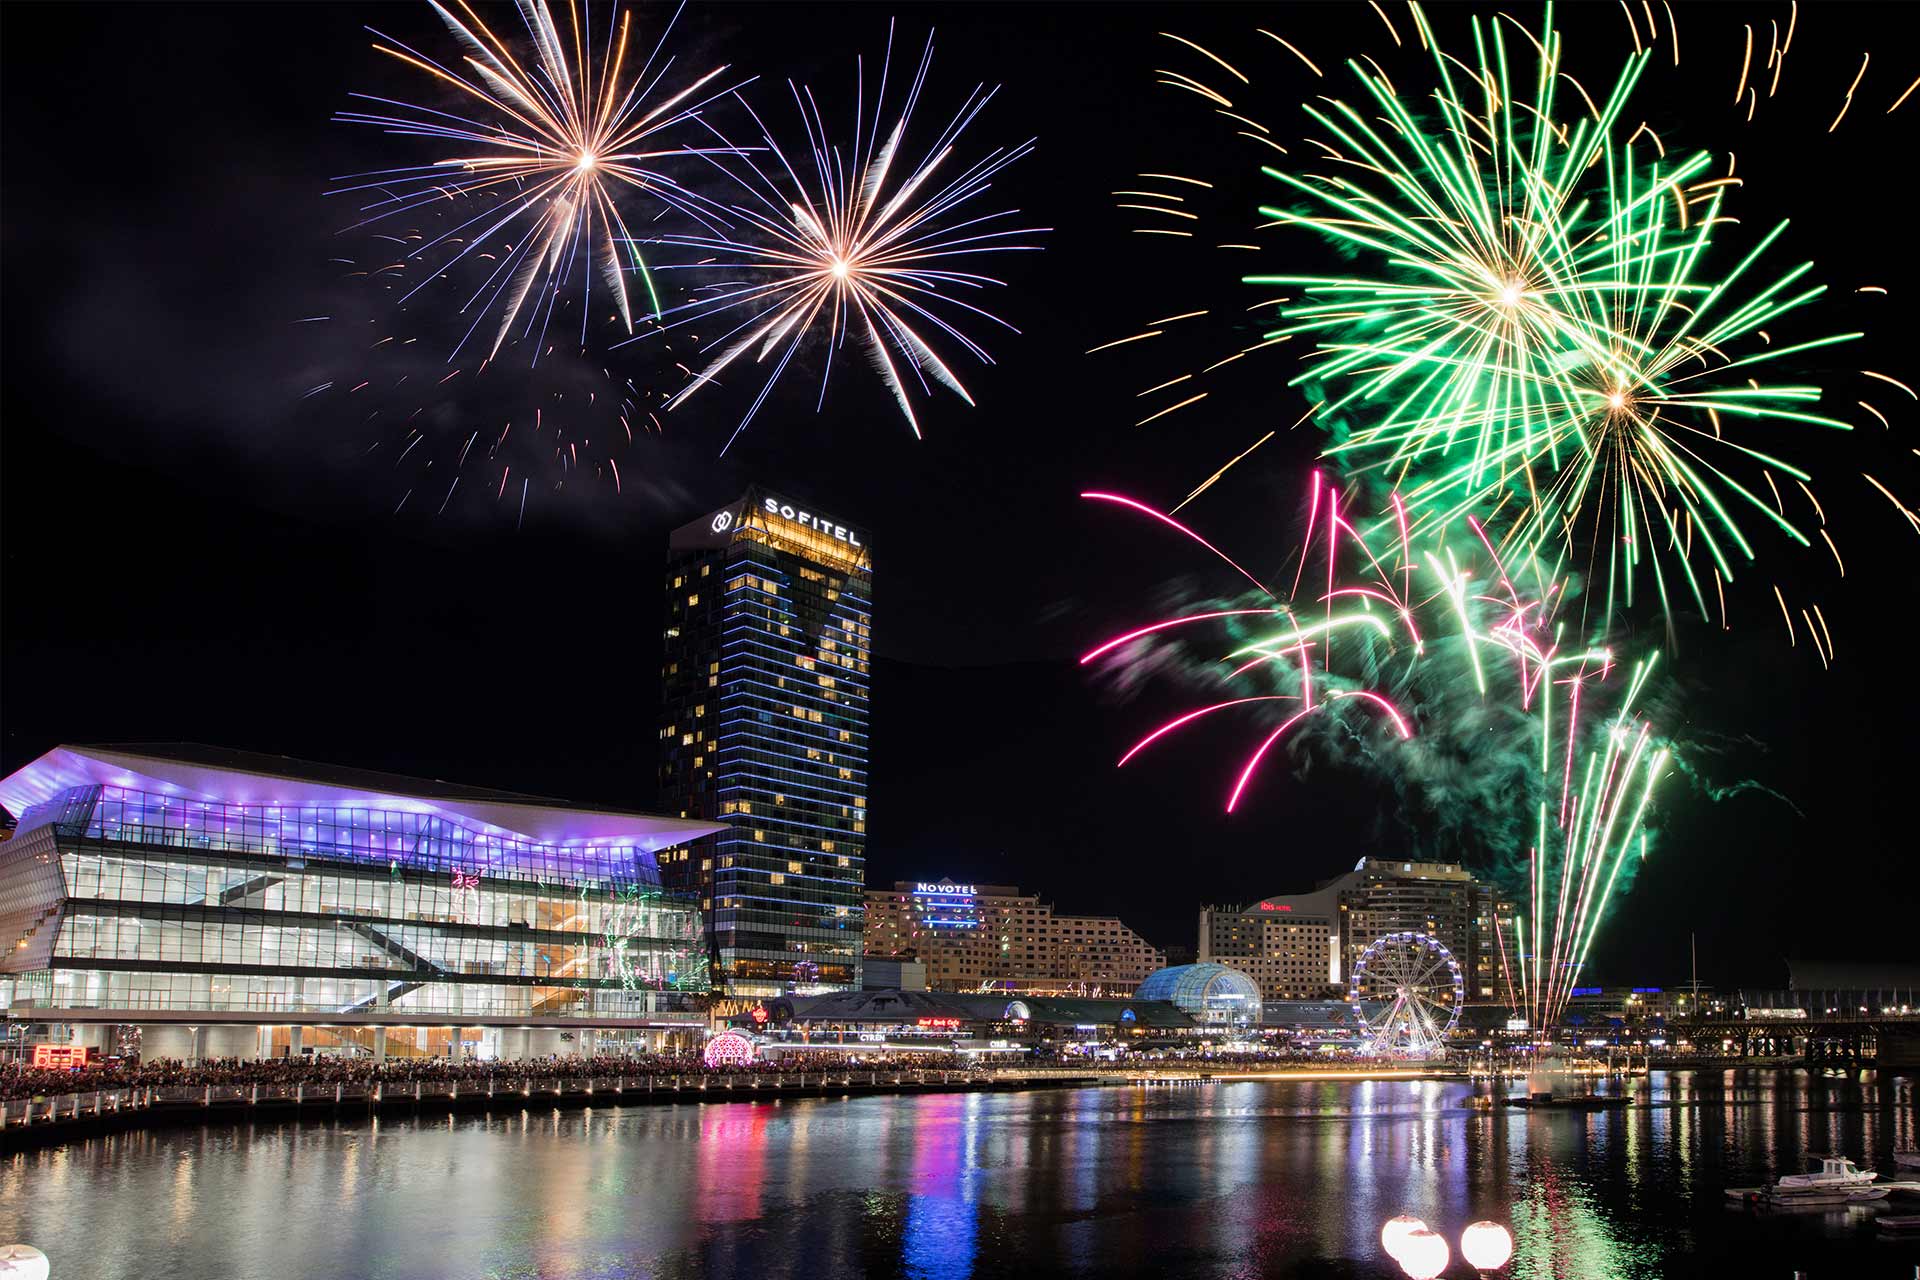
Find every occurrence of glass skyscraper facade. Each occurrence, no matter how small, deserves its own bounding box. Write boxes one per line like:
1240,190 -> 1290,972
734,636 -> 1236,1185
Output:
0,745 -> 722,1059
658,487 -> 871,997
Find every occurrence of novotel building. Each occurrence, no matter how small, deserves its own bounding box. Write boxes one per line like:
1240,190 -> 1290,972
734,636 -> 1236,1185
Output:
0,744 -> 724,1061
658,487 -> 873,998
863,881 -> 1164,996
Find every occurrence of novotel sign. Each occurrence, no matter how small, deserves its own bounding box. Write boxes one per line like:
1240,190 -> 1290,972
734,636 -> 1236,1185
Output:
762,495 -> 864,548
915,882 -> 976,897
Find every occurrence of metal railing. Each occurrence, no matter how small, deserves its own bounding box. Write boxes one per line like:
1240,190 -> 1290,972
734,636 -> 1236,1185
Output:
0,1069 -> 1045,1131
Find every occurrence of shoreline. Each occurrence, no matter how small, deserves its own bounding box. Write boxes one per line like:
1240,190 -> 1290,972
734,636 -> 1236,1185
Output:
0,1070 -> 1106,1150
4,1059 -> 1889,1152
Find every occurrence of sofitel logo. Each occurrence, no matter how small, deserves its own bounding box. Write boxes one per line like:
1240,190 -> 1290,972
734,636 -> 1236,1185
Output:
764,496 -> 862,547
711,510 -> 735,533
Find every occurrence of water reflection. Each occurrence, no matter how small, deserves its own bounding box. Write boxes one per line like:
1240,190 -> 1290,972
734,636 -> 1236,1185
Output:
2,1070 -> 1917,1278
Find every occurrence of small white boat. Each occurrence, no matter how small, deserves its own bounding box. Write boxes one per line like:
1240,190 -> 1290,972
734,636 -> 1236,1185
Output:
1776,1155 -> 1879,1193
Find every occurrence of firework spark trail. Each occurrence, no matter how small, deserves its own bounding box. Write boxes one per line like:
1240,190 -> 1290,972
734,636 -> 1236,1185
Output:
1085,482 -> 1673,1030
628,24 -> 1046,452
1234,5 -> 1864,628
1105,2 -> 1915,639
334,0 -> 746,362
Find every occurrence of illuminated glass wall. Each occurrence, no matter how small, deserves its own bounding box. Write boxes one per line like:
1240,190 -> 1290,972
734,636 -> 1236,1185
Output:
660,488 -> 871,997
2,784 -> 708,1020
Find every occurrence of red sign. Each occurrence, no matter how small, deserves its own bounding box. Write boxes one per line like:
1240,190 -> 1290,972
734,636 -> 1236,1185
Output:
1257,902 -> 1292,912
32,1045 -> 95,1068
749,1005 -> 770,1025
915,1017 -> 963,1030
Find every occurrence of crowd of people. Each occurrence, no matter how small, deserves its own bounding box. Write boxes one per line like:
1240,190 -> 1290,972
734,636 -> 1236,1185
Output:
0,1048 -> 977,1101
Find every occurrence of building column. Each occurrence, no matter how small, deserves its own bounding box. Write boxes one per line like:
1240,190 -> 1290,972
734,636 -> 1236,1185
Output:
373,1027 -> 387,1063
288,1025 -> 304,1059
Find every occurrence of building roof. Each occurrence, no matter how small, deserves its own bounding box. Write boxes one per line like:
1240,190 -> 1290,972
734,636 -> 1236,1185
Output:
1135,963 -> 1262,1009
1787,960 -> 1920,991
0,744 -> 724,849
771,989 -> 1195,1030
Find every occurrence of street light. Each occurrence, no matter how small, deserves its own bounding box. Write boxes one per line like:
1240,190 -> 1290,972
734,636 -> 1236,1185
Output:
1460,1220 -> 1515,1272
0,1244 -> 51,1280
1380,1214 -> 1427,1262
1397,1228 -> 1450,1280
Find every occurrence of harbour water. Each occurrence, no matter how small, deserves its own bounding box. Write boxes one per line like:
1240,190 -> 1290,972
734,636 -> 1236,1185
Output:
3,1069 -> 1918,1278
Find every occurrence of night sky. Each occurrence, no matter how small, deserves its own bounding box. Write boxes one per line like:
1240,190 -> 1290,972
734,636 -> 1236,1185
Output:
5,3 -> 1917,987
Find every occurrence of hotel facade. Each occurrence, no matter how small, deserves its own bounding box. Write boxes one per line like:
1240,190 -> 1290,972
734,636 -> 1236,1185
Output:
658,488 -> 872,997
864,881 -> 1165,995
0,745 -> 721,1061
1198,858 -> 1514,1005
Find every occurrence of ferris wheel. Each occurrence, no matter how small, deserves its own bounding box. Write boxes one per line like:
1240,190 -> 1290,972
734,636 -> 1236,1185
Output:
1348,932 -> 1464,1058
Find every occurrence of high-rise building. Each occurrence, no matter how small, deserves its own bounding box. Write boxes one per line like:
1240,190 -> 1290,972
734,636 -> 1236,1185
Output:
864,880 -> 1164,995
1198,858 -> 1514,1005
658,488 -> 873,997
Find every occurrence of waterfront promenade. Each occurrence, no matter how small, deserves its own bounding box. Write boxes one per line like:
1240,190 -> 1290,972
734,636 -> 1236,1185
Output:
0,1052 -> 1481,1145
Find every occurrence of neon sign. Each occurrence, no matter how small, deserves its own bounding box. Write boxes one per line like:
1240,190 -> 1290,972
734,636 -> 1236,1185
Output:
703,1029 -> 757,1068
916,1017 -> 963,1030
763,496 -> 863,547
33,1045 -> 95,1068
914,881 -> 976,896
1256,902 -> 1292,911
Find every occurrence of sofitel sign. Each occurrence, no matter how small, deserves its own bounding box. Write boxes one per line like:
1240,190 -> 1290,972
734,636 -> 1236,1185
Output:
764,495 -> 863,548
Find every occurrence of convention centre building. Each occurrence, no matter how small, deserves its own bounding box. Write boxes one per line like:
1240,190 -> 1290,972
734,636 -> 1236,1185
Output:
0,745 -> 723,1062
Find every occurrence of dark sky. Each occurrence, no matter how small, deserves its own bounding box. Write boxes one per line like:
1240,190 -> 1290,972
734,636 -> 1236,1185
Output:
5,3 -> 1916,987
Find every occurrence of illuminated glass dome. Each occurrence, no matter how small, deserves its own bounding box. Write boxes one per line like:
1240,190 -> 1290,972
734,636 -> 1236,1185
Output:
1134,963 -> 1262,1027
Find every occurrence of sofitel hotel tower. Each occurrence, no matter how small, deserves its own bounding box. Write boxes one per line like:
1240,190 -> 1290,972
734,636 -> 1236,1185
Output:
657,488 -> 872,998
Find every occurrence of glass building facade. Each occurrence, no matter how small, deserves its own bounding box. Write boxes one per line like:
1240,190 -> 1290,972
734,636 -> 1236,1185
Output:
658,488 -> 871,997
0,746 -> 722,1055
1133,964 -> 1263,1029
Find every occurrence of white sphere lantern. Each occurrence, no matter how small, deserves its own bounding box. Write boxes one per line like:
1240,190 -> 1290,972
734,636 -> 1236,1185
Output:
1398,1227 -> 1450,1280
1460,1220 -> 1514,1271
0,1244 -> 51,1280
1380,1214 -> 1427,1261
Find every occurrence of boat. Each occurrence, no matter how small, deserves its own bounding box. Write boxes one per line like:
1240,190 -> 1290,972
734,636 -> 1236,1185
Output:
1775,1154 -> 1878,1192
1895,1149 -> 1920,1171
1879,1214 -> 1920,1234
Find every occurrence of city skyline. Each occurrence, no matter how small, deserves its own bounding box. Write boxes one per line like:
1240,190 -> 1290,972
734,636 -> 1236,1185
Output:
6,5 -> 1920,1278
5,1 -> 1918,997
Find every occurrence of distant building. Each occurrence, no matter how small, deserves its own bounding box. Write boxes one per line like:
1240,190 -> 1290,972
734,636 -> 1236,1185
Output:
863,880 -> 1164,995
861,956 -> 928,992
1198,858 -> 1514,1005
1740,961 -> 1920,1017
657,488 -> 873,997
738,988 -> 1195,1057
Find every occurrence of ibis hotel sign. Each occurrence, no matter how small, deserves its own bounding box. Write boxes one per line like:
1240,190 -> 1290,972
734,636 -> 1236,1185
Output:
762,494 -> 864,549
